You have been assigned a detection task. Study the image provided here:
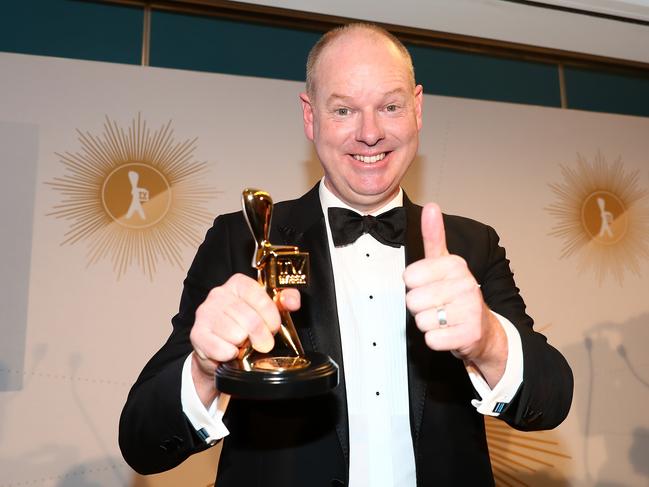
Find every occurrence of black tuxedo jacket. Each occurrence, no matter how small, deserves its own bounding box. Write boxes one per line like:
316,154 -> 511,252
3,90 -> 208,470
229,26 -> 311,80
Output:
119,184 -> 573,486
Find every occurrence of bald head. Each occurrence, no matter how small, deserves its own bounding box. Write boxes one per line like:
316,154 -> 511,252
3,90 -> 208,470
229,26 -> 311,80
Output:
305,23 -> 415,100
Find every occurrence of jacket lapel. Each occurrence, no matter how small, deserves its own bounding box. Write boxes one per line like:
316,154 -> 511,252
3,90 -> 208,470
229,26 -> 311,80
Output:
275,184 -> 350,466
403,194 -> 430,454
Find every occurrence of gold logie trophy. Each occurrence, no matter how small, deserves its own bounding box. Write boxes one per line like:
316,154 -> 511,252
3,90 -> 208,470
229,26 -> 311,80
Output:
215,189 -> 339,399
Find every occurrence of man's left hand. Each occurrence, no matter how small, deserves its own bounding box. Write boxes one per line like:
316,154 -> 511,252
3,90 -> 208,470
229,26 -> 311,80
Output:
402,203 -> 508,387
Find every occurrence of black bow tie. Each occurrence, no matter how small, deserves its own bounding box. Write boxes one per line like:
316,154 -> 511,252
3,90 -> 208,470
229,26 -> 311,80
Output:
328,206 -> 406,248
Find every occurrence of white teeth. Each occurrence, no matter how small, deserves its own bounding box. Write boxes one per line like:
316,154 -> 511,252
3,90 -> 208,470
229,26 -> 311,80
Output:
353,153 -> 386,164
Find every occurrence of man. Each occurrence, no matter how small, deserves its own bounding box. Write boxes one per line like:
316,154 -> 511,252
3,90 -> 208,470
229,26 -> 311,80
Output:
119,23 -> 573,486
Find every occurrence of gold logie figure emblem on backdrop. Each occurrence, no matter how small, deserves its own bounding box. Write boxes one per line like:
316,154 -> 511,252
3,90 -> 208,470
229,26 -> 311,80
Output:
47,114 -> 216,279
546,151 -> 649,284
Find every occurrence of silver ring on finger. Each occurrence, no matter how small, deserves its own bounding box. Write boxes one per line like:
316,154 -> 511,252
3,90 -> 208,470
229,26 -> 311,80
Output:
436,306 -> 448,328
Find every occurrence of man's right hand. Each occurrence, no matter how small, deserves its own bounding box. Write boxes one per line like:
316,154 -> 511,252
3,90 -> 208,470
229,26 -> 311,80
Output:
189,273 -> 301,407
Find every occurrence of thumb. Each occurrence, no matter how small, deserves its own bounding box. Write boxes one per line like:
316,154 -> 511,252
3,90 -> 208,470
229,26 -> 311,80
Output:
276,288 -> 301,312
422,203 -> 449,258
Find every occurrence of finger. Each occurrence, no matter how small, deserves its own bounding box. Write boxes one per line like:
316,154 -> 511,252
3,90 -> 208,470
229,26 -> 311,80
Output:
276,288 -> 301,312
405,276 -> 479,314
421,203 -> 449,259
424,328 -> 460,352
223,299 -> 275,353
195,283 -> 259,343
191,325 -> 240,363
218,301 -> 262,344
403,254 -> 469,289
423,323 -> 482,353
228,274 -> 282,333
196,274 -> 279,355
413,302 -> 470,333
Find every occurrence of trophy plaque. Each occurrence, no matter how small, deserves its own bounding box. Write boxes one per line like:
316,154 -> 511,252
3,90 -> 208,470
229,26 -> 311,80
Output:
215,189 -> 339,399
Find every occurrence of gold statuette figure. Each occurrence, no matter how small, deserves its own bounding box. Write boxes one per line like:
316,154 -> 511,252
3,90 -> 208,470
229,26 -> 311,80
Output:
215,189 -> 338,399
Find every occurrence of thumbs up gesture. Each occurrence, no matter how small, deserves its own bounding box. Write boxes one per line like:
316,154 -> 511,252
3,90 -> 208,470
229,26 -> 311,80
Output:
402,203 -> 508,387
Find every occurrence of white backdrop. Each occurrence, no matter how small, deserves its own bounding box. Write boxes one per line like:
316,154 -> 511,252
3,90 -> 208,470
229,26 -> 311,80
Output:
1,51 -> 648,486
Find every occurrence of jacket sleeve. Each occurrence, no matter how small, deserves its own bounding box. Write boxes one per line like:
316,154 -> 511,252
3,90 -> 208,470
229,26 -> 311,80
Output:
475,222 -> 574,431
118,214 -> 246,474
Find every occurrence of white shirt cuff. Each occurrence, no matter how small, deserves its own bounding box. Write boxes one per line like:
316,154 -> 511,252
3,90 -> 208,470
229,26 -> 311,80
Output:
466,311 -> 523,417
181,353 -> 231,444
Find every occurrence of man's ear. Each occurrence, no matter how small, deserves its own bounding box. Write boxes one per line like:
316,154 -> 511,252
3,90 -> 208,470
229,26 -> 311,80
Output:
414,84 -> 424,131
299,92 -> 315,141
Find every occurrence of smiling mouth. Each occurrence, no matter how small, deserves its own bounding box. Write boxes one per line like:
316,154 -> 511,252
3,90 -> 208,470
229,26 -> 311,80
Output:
352,152 -> 387,164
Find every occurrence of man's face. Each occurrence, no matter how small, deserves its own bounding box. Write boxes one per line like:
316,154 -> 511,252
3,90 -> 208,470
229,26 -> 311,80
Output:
300,31 -> 423,213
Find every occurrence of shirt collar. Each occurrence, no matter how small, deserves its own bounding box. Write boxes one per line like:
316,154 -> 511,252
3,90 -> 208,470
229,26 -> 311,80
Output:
318,177 -> 403,217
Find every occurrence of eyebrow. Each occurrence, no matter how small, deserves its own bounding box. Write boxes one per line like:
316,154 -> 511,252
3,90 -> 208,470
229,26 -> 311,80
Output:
326,93 -> 353,105
326,88 -> 407,105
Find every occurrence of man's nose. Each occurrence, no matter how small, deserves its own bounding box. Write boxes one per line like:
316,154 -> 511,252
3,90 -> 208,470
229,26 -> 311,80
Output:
356,111 -> 384,146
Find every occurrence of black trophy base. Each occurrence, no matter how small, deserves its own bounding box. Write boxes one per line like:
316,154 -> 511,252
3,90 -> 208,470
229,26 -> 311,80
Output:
216,352 -> 338,400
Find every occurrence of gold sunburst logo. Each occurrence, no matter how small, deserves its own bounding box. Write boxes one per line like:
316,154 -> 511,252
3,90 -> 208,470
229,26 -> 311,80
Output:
486,416 -> 571,486
47,114 -> 216,279
546,152 -> 649,284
